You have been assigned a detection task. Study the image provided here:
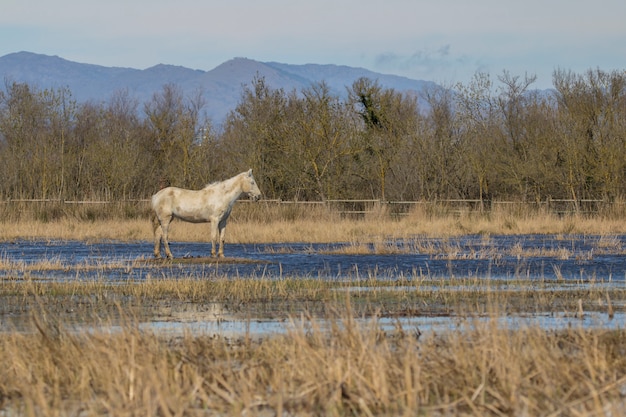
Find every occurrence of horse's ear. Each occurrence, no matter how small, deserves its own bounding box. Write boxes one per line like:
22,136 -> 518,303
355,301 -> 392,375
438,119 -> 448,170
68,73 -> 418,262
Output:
247,169 -> 253,176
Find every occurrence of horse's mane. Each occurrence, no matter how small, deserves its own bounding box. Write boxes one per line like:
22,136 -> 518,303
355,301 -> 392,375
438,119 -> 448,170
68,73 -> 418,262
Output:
202,172 -> 245,190
202,181 -> 219,189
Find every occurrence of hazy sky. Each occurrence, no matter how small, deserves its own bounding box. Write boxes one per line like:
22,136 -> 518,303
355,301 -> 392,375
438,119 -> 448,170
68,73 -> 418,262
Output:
2,0 -> 625,89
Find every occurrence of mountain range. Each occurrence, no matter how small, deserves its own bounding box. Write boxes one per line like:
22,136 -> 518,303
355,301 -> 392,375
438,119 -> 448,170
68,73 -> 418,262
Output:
0,51 -> 439,123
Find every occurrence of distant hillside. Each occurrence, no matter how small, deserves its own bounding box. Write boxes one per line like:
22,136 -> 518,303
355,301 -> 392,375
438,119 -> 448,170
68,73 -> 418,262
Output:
0,51 -> 439,123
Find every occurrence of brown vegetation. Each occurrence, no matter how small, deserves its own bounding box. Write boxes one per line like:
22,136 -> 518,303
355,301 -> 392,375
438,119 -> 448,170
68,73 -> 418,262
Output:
4,200 -> 626,243
2,69 -> 626,205
1,292 -> 625,416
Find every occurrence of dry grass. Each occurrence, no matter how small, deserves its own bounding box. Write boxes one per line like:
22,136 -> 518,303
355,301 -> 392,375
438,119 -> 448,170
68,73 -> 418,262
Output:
3,275 -> 621,315
0,276 -> 625,415
4,202 -> 626,244
1,301 -> 626,416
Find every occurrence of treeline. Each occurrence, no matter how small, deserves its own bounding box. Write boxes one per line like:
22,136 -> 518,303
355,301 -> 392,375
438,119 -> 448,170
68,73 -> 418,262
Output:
1,68 -> 625,203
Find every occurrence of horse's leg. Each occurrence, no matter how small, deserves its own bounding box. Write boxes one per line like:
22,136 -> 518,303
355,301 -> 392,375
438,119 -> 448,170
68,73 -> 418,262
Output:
209,221 -> 219,257
218,221 -> 227,258
161,216 -> 174,259
152,214 -> 163,258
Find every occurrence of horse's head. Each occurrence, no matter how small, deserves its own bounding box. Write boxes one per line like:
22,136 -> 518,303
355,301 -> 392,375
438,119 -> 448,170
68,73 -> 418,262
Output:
242,169 -> 262,201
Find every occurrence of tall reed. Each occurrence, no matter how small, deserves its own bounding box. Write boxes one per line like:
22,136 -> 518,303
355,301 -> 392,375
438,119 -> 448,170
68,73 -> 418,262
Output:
1,302 -> 625,416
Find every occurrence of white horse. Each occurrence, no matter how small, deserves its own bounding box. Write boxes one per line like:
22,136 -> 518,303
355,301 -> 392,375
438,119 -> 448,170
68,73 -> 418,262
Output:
151,169 -> 261,259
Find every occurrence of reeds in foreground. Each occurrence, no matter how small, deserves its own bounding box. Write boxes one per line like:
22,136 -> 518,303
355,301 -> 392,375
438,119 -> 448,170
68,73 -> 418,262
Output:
1,304 -> 625,416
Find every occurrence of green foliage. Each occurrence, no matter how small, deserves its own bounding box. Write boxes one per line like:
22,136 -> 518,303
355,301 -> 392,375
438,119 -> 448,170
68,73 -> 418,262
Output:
1,69 -> 626,202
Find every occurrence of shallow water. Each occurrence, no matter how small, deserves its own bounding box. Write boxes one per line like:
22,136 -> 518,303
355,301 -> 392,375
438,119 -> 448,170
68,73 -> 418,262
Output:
60,311 -> 626,340
2,235 -> 626,335
2,234 -> 626,282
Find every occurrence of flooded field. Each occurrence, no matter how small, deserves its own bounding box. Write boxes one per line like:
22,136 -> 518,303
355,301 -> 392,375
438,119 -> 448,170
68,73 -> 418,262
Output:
1,234 -> 626,336
2,234 -> 626,282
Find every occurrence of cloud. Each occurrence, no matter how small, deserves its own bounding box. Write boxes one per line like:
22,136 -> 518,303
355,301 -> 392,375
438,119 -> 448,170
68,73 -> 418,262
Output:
373,45 -> 483,84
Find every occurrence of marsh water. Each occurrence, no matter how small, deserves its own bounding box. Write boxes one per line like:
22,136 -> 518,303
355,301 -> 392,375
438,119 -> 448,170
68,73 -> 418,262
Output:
2,235 -> 626,335
2,234 -> 626,282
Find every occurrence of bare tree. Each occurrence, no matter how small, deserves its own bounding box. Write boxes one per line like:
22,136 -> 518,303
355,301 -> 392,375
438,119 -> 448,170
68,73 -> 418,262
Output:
144,84 -> 204,188
349,78 -> 418,200
291,82 -> 360,200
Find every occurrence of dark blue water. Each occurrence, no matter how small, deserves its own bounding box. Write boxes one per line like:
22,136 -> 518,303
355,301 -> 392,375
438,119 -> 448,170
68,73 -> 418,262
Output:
2,235 -> 626,282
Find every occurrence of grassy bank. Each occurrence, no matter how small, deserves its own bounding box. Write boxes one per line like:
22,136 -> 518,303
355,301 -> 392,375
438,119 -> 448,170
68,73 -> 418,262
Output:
2,276 -> 622,319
